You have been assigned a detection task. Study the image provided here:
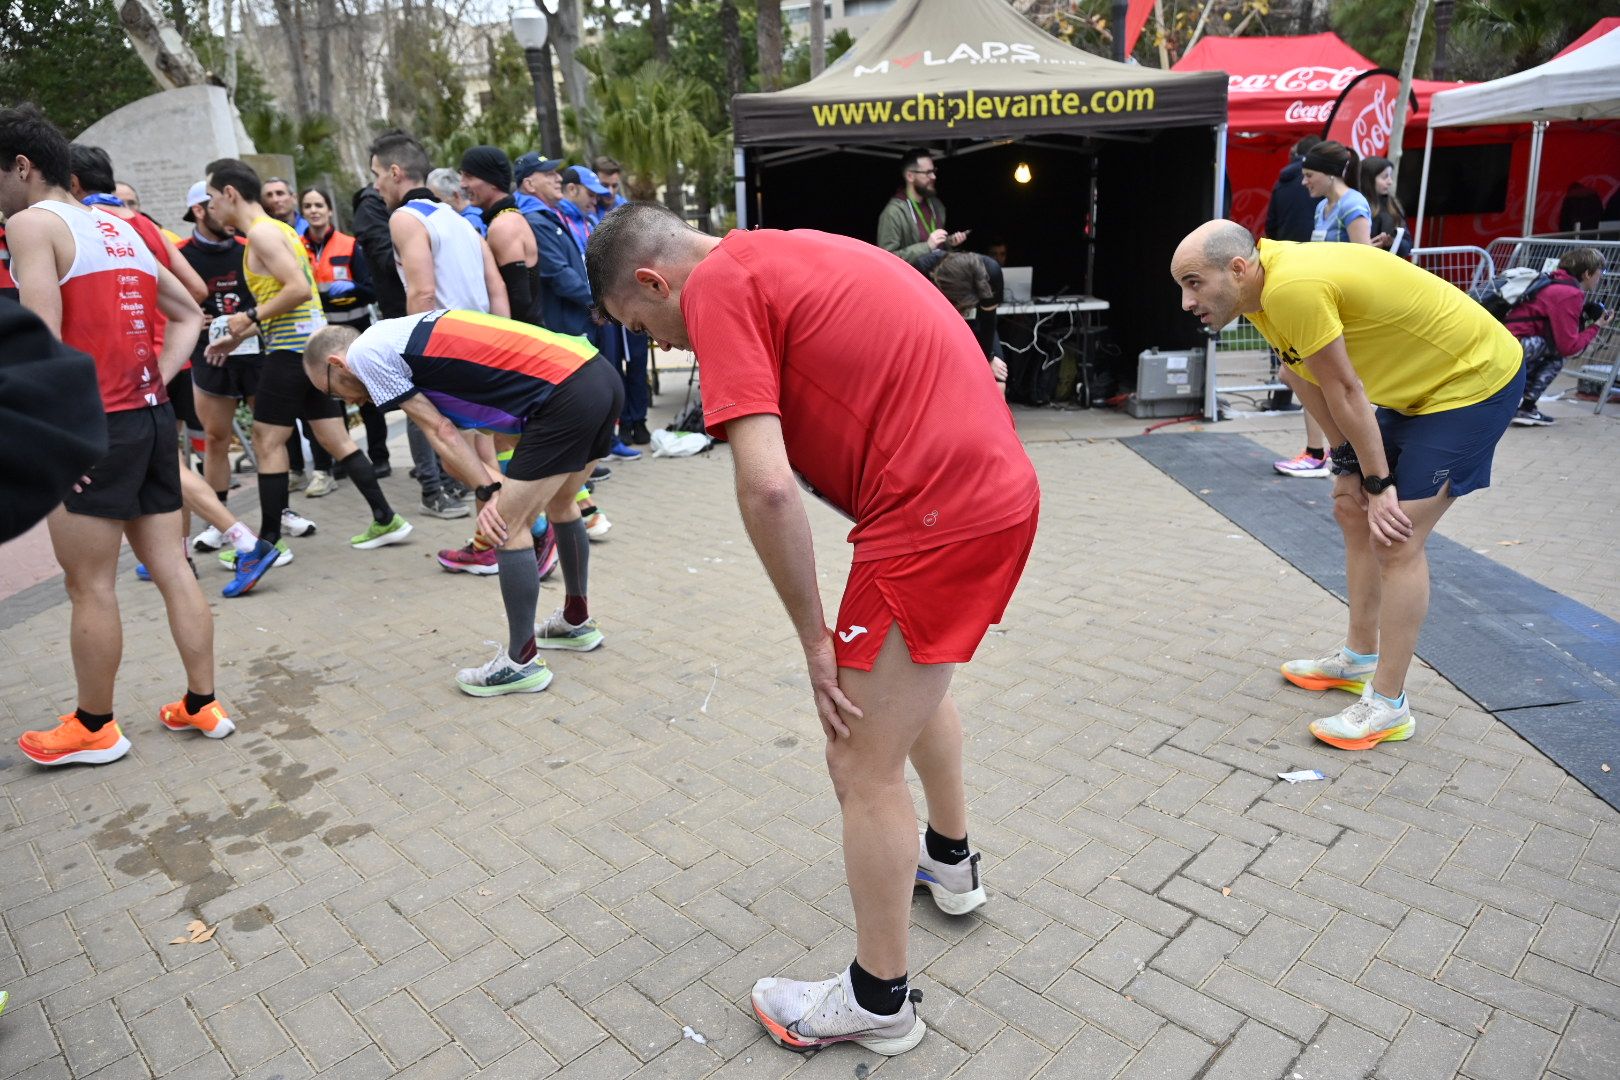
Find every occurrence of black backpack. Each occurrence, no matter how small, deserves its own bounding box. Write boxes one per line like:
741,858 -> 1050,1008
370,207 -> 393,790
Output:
1469,267 -> 1556,322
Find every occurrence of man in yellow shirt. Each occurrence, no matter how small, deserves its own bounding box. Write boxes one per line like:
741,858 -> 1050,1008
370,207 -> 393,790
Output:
1170,220 -> 1524,751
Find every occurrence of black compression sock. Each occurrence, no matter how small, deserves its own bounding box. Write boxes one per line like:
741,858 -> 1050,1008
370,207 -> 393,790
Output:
925,824 -> 970,865
1305,445 -> 1324,460
849,958 -> 908,1016
259,471 -> 289,544
74,708 -> 114,733
340,451 -> 394,523
184,690 -> 215,715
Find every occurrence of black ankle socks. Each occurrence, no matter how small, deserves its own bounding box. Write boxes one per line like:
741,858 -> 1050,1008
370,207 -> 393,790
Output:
925,824 -> 970,865
75,708 -> 113,732
184,691 -> 216,715
849,958 -> 908,1016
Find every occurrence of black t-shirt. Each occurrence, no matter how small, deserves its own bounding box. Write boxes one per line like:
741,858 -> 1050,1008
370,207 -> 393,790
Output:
177,233 -> 255,362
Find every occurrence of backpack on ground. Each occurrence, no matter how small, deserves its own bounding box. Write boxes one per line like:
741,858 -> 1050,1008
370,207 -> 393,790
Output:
1469,267 -> 1555,321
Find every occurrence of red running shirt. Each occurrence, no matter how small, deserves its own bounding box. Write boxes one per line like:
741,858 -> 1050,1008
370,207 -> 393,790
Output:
33,201 -> 165,413
682,229 -> 1038,561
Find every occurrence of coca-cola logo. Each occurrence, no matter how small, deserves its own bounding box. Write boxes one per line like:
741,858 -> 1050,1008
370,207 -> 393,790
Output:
1230,66 -> 1363,94
1347,84 -> 1399,158
1284,100 -> 1334,125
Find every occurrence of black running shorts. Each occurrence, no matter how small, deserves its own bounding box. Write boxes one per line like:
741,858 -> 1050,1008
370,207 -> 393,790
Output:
192,351 -> 262,401
252,349 -> 345,427
506,355 -> 624,482
62,403 -> 183,520
167,369 -> 200,431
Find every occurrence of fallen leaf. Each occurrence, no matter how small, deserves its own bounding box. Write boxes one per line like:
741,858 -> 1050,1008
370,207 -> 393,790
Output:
1603,764 -> 1612,773
1495,540 -> 1523,546
477,887 -> 493,897
1221,887 -> 1232,896
1124,994 -> 1134,1002
169,936 -> 189,944
187,919 -> 207,935
192,926 -> 216,943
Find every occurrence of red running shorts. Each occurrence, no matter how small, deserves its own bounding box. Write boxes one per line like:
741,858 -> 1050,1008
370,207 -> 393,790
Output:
832,505 -> 1039,671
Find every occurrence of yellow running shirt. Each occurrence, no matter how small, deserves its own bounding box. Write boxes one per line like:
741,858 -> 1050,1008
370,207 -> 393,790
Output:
245,216 -> 326,353
1245,239 -> 1521,415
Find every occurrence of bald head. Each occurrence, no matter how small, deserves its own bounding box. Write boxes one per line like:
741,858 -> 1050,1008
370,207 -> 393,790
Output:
1175,219 -> 1256,275
1170,219 -> 1264,330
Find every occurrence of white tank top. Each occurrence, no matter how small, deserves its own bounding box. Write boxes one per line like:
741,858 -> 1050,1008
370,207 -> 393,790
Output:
394,199 -> 490,312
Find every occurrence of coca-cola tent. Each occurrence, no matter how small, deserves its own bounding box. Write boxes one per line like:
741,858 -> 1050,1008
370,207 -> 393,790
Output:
1173,34 -> 1456,238
1175,33 -> 1448,134
1175,31 -> 1620,246
730,0 -> 1231,415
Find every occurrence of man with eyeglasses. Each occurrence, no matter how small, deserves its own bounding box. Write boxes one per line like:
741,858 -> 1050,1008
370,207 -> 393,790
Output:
876,149 -> 968,271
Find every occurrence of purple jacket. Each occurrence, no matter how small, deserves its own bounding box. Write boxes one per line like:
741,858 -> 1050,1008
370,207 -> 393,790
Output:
1504,269 -> 1600,358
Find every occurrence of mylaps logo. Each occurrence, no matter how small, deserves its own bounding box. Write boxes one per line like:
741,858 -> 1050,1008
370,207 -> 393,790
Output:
854,40 -> 1045,78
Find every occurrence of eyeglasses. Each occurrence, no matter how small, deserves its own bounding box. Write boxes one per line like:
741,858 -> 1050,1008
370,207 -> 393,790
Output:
909,168 -> 937,177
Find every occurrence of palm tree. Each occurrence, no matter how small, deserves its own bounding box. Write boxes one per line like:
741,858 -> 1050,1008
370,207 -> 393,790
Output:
593,60 -> 726,208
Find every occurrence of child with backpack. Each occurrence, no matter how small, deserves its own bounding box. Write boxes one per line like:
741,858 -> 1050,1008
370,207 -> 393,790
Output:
1502,248 -> 1611,426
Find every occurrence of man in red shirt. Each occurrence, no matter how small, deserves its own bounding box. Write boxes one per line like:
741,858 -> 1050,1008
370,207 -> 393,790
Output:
1,103 -> 234,765
590,203 -> 1039,1057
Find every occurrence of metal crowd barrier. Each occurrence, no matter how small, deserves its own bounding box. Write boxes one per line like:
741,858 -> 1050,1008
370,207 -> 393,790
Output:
1486,237 -> 1620,416
1411,246 -> 1496,293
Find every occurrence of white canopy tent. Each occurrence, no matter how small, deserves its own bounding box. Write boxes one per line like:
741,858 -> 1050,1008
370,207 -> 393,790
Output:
1415,25 -> 1620,244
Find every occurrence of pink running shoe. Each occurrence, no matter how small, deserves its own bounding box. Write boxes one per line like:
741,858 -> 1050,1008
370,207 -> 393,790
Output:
1273,450 -> 1329,478
438,541 -> 499,575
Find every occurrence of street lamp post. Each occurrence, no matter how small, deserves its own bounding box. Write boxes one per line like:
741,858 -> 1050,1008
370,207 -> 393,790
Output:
511,6 -> 562,158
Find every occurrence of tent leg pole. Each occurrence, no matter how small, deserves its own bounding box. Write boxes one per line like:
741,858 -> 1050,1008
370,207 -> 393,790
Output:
1522,121 -> 1545,236
1207,122 -> 1227,422
1413,126 -> 1435,251
734,147 -> 748,230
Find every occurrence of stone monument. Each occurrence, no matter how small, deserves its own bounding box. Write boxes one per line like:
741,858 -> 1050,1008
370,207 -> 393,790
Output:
78,85 -> 252,232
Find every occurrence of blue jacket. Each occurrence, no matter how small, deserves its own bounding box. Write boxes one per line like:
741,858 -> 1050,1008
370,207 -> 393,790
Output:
516,193 -> 594,337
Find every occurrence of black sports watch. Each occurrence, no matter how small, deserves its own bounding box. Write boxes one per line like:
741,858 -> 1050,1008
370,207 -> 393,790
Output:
475,481 -> 502,502
1361,474 -> 1395,494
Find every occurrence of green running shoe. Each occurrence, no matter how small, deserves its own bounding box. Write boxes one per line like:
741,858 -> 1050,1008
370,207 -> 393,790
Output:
351,514 -> 413,550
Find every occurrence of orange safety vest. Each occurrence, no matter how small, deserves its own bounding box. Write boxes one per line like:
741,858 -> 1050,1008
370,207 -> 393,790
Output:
303,227 -> 366,321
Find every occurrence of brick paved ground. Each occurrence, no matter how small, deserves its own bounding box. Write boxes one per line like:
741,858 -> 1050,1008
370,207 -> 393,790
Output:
1,390 -> 1617,1079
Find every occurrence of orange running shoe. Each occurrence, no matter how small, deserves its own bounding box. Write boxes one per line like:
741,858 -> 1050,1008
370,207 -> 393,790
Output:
159,699 -> 237,739
18,715 -> 131,766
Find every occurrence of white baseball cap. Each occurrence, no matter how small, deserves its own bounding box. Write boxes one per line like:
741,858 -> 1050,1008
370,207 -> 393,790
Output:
181,180 -> 209,222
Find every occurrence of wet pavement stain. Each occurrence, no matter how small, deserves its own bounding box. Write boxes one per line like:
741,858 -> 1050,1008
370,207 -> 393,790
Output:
231,904 -> 275,933
231,647 -> 330,742
322,824 -> 374,847
84,648 -> 372,917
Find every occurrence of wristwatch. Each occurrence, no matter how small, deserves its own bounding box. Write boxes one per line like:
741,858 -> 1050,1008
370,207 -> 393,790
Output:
1361,474 -> 1395,494
475,481 -> 502,502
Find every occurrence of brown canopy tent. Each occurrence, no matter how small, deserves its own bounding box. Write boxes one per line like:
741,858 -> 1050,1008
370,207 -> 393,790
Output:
731,0 -> 1230,415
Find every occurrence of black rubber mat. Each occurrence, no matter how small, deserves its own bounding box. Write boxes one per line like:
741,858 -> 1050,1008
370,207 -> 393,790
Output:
1126,432 -> 1620,810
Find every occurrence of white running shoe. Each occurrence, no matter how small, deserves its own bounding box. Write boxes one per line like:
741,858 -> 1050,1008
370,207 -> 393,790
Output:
534,608 -> 604,651
585,511 -> 612,540
280,508 -> 317,537
1310,689 -> 1415,751
454,644 -> 553,697
191,525 -> 226,551
304,470 -> 338,497
1281,647 -> 1376,694
751,969 -> 925,1056
916,834 -> 988,915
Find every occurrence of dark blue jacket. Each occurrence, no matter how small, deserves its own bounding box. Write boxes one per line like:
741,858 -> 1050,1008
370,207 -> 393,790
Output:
1265,159 -> 1322,243
516,193 -> 594,337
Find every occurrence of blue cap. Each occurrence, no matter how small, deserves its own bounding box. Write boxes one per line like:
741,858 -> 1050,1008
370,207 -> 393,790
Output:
561,164 -> 612,196
513,152 -> 565,183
